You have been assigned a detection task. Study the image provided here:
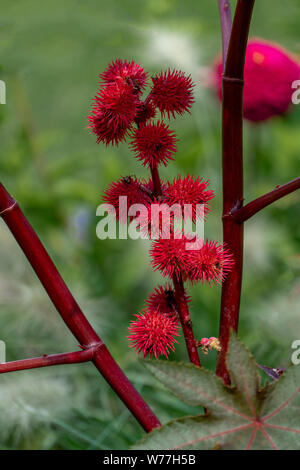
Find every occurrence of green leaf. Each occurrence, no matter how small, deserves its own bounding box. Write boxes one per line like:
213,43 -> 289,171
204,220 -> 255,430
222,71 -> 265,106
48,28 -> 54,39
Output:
259,365 -> 300,450
134,415 -> 259,451
226,332 -> 261,414
143,360 -> 252,419
134,333 -> 300,450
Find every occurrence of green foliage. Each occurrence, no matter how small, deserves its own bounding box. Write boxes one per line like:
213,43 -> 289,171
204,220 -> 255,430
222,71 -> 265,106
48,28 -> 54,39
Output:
134,334 -> 300,450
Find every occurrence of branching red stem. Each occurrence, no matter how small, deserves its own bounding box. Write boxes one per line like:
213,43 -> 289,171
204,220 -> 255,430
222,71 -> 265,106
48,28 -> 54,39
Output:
173,274 -> 201,367
148,160 -> 200,366
216,0 -> 255,384
0,348 -> 95,374
150,165 -> 163,197
0,182 -> 161,433
217,0 -> 232,68
233,177 -> 300,223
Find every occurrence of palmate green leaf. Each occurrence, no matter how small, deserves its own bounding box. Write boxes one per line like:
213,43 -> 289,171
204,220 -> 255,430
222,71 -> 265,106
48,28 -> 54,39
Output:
142,360 -> 253,420
134,333 -> 300,450
134,415 -> 271,451
226,332 -> 261,414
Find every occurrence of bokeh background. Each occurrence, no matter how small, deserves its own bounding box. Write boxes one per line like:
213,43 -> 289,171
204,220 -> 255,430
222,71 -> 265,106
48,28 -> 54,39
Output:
0,0 -> 299,449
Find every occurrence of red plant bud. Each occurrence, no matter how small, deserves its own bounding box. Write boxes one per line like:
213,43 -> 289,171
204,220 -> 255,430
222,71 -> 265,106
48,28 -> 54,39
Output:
88,81 -> 138,145
100,59 -> 148,92
150,69 -> 194,118
128,309 -> 180,359
145,284 -> 190,319
199,336 -> 221,354
87,109 -> 129,146
103,176 -> 152,221
130,121 -> 177,169
137,201 -> 177,240
189,240 -> 234,285
135,100 -> 157,125
164,175 -> 215,222
150,232 -> 202,281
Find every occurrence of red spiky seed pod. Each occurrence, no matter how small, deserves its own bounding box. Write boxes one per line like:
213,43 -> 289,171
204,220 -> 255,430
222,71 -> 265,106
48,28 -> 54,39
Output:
150,232 -> 202,281
145,285 -> 177,316
137,201 -> 178,240
102,176 -> 152,221
189,240 -> 234,285
97,80 -> 138,128
135,100 -> 157,126
145,284 -> 190,319
100,59 -> 148,92
88,81 -> 138,145
150,69 -> 195,118
164,175 -> 215,222
128,309 -> 180,359
130,121 -> 177,169
87,109 -> 129,146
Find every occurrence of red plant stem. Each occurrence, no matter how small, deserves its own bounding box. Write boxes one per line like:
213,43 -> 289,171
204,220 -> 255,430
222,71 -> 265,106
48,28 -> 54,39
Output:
0,348 -> 94,374
218,0 -> 232,69
148,161 -> 200,366
216,0 -> 255,384
139,183 -> 154,198
173,274 -> 201,367
150,165 -> 163,197
0,183 -> 161,433
233,177 -> 300,223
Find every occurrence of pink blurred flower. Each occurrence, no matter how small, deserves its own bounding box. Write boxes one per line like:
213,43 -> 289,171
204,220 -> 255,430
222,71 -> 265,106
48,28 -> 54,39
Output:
214,38 -> 300,122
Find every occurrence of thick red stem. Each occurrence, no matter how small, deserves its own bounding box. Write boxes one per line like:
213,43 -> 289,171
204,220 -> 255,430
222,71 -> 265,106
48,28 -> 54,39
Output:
173,274 -> 201,367
233,177 -> 300,223
0,348 -> 94,374
218,0 -> 232,68
0,183 -> 161,433
216,0 -> 255,384
148,161 -> 200,366
150,165 -> 163,197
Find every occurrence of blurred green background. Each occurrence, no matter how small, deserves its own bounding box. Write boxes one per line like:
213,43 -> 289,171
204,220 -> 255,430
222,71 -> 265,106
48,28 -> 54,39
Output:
0,0 -> 299,450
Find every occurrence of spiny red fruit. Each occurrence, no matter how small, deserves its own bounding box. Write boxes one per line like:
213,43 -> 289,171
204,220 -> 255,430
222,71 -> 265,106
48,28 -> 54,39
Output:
189,240 -> 234,285
150,69 -> 194,118
100,59 -> 148,92
214,38 -> 300,122
145,284 -> 190,318
128,309 -> 180,359
87,110 -> 128,146
103,176 -> 152,221
88,81 -> 138,145
150,232 -> 202,281
137,201 -> 170,240
130,121 -> 177,168
145,285 -> 177,316
137,197 -> 186,239
135,100 -> 157,126
164,175 -> 215,222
